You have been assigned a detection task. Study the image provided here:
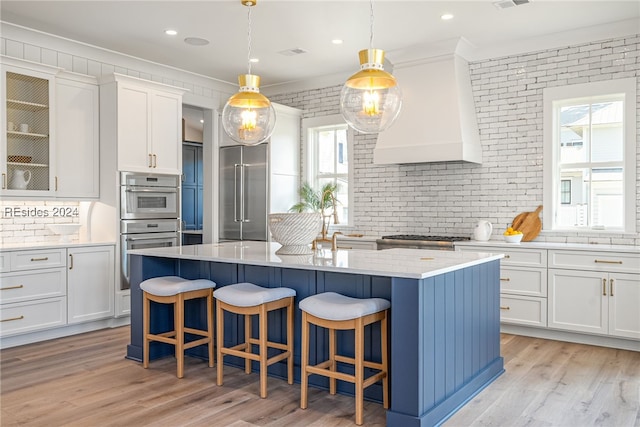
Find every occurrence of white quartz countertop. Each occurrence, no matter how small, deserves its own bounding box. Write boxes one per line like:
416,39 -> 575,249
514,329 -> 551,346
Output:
455,240 -> 640,254
129,241 -> 503,279
0,240 -> 116,251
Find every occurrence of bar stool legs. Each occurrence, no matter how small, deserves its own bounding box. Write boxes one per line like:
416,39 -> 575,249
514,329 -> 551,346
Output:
141,276 -> 216,379
299,292 -> 390,426
214,283 -> 296,398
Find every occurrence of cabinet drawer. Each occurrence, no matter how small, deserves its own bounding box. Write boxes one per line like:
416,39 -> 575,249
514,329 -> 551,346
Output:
549,250 -> 640,274
11,249 -> 66,271
0,269 -> 66,304
0,297 -> 66,337
0,253 -> 9,273
461,246 -> 546,267
500,267 -> 547,297
500,295 -> 547,327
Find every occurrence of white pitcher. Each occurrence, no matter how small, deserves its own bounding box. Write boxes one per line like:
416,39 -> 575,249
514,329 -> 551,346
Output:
10,169 -> 31,190
473,220 -> 493,241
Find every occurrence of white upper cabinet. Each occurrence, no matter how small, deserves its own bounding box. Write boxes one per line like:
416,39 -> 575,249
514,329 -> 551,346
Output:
55,72 -> 100,198
1,57 -> 100,199
101,73 -> 185,175
1,58 -> 56,197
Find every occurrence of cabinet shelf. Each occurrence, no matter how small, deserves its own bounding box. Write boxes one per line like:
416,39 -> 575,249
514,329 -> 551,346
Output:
7,162 -> 48,167
7,99 -> 49,111
7,131 -> 49,139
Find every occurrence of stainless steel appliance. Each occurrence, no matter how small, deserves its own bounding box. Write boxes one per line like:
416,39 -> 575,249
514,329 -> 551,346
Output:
120,171 -> 180,219
376,235 -> 471,250
120,219 -> 180,290
219,144 -> 268,241
119,172 -> 181,290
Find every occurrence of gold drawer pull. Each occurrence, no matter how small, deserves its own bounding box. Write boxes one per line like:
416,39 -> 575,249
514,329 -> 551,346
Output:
500,278 -> 510,282
0,285 -> 24,291
338,246 -> 353,249
500,306 -> 510,310
30,257 -> 49,262
602,278 -> 607,296
503,255 -> 510,259
1,315 -> 24,322
594,259 -> 622,264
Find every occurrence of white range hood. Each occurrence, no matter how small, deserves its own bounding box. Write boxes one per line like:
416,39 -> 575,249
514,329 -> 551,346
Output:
373,38 -> 482,165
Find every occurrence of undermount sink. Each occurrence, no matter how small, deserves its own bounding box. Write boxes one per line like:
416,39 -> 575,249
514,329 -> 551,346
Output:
47,223 -> 81,243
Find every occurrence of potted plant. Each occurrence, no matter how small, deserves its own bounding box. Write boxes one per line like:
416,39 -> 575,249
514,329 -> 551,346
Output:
289,182 -> 340,247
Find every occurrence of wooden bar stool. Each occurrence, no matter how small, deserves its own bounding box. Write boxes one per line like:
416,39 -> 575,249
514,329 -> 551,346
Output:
140,276 -> 216,378
214,282 -> 295,398
299,292 -> 390,426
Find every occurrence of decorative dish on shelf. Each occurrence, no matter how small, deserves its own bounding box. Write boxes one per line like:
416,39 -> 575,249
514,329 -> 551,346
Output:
7,155 -> 32,163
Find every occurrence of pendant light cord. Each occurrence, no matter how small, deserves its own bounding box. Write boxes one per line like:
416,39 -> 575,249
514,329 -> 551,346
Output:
369,0 -> 374,49
246,4 -> 253,74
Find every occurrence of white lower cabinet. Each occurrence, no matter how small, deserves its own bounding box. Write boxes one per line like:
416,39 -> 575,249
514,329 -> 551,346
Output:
459,245 -> 547,327
1,248 -> 67,337
67,245 -> 115,324
0,244 -> 116,339
548,250 -> 640,340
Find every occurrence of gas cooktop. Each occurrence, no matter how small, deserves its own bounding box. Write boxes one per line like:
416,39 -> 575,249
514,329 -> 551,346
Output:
381,235 -> 471,242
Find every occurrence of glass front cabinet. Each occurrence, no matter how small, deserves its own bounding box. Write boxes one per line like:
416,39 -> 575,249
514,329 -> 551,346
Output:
1,61 -> 56,196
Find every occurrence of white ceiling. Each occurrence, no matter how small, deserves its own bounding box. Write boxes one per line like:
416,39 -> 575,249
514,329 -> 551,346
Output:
1,1 -> 638,89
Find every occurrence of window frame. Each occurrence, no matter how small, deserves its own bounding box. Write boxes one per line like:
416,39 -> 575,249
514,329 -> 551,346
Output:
302,114 -> 354,227
543,78 -> 637,233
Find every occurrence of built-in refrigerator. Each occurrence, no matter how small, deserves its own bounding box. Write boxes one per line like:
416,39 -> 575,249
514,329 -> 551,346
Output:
219,144 -> 268,241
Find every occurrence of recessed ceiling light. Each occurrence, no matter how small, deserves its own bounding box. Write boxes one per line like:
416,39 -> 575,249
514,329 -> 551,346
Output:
441,13 -> 454,20
332,39 -> 343,45
249,58 -> 259,63
164,29 -> 178,36
200,119 -> 204,123
184,37 -> 210,46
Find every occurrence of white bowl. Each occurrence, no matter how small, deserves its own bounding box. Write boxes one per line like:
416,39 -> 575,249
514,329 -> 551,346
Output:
47,223 -> 82,243
268,212 -> 322,255
504,233 -> 523,243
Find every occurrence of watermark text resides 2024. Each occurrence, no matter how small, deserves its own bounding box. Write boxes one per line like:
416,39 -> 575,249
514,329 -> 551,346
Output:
3,206 -> 79,218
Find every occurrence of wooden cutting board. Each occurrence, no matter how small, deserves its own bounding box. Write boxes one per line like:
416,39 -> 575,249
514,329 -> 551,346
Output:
511,205 -> 543,242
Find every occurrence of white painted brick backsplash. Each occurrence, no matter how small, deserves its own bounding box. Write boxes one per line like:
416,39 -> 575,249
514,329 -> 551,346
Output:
270,34 -> 640,245
0,201 -> 81,245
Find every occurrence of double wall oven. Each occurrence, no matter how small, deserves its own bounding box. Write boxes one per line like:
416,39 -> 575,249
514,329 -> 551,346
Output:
120,172 -> 181,290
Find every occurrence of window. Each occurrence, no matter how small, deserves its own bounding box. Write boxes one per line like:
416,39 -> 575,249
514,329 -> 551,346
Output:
543,78 -> 636,232
302,114 -> 354,225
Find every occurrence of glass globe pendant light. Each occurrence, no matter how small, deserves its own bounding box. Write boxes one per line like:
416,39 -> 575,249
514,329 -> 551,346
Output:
222,0 -> 276,146
340,1 -> 402,134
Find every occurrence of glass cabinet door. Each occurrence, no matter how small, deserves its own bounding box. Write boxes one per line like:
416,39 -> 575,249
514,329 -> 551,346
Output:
2,67 -> 54,195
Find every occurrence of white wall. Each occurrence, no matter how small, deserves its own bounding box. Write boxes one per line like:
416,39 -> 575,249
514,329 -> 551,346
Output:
268,34 -> 640,246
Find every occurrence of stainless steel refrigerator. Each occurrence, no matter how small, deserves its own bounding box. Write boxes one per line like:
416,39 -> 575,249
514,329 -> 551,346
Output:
219,144 -> 268,241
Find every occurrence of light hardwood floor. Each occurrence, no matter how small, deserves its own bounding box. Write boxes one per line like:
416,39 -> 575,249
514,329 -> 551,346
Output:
1,327 -> 638,426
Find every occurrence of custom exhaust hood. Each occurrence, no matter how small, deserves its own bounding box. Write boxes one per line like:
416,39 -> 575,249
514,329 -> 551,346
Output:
373,38 -> 482,165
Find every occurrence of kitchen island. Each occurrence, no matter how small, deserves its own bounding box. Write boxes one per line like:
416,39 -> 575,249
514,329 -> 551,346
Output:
127,242 -> 504,426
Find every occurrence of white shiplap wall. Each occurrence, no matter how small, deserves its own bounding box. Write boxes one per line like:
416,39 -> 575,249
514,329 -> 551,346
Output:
269,34 -> 640,246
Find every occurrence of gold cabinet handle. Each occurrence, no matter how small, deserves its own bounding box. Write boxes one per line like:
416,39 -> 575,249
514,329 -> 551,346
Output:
2,172 -> 6,189
1,315 -> 24,322
610,278 -> 614,297
69,253 -> 74,270
500,278 -> 510,282
500,306 -> 510,310
153,154 -> 157,168
148,153 -> 153,168
55,176 -> 58,191
337,246 -> 352,249
595,259 -> 623,264
503,255 -> 510,259
0,284 -> 24,291
602,278 -> 607,296
30,257 -> 49,262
